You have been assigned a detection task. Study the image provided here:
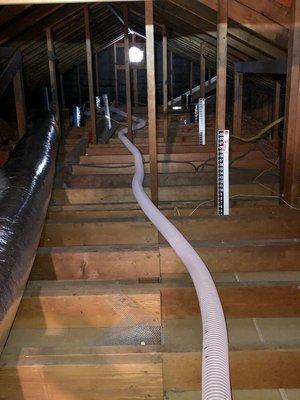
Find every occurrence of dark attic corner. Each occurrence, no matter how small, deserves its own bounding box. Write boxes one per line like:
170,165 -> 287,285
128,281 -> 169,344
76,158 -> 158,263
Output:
0,1 -> 299,399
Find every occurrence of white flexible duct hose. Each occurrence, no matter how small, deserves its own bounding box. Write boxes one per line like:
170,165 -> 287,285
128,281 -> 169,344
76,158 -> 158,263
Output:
112,107 -> 232,400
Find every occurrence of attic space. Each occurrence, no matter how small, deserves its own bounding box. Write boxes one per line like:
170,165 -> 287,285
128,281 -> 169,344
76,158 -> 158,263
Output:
0,1 -> 300,400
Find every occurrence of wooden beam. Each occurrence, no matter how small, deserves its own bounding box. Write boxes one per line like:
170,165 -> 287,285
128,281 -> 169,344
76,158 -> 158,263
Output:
132,34 -> 139,108
84,4 -> 97,144
197,0 -> 289,49
233,71 -> 243,137
76,64 -> 82,105
0,50 -> 22,97
46,27 -> 61,135
216,0 -> 228,131
169,51 -> 174,106
215,0 -> 228,205
200,43 -> 205,98
124,5 -> 132,141
274,81 -> 281,136
235,59 -> 287,74
0,4 -> 63,45
13,68 -> 26,139
189,60 -> 193,96
281,0 -> 300,204
145,0 -> 158,206
162,26 -> 168,142
167,0 -> 286,59
113,43 -> 119,106
59,72 -> 65,109
95,52 -> 100,97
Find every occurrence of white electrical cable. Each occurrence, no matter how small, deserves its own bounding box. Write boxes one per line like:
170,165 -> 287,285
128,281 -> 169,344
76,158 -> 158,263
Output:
112,106 -> 232,400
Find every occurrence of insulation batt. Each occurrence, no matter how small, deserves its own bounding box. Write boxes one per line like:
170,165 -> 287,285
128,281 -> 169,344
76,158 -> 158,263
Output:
0,112 -> 58,327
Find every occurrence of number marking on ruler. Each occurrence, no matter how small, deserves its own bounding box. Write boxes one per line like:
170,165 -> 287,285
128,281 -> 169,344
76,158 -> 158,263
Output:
217,129 -> 230,216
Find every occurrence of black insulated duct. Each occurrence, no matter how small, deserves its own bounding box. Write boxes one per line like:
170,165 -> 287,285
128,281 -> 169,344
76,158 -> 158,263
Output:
0,112 -> 59,351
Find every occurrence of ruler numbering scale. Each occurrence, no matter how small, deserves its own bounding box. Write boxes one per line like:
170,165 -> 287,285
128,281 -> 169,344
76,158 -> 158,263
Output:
217,129 -> 230,215
198,98 -> 206,145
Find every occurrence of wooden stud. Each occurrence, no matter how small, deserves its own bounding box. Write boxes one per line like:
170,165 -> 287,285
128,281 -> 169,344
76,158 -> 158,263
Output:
0,50 -> 22,97
233,71 -> 243,137
95,52 -> 100,97
169,51 -> 174,106
13,67 -> 26,139
189,60 -> 193,96
274,81 -> 281,136
200,43 -> 205,99
46,27 -> 61,135
215,0 -> 228,204
84,4 -> 97,144
281,0 -> 300,204
113,43 -> 119,106
216,0 -> 228,131
124,4 -> 132,141
132,34 -> 139,108
145,0 -> 158,206
162,26 -> 168,142
132,69 -> 138,108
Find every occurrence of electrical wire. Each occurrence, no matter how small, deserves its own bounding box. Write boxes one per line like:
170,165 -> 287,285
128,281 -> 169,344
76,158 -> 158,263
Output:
231,116 -> 284,142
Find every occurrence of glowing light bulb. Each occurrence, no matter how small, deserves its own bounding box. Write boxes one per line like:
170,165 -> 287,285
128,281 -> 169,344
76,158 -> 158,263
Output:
129,46 -> 144,63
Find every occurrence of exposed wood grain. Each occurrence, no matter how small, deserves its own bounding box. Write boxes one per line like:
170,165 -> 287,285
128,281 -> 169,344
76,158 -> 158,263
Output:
200,43 -> 205,98
233,71 -> 243,137
161,286 -> 300,319
216,0 -> 228,131
162,26 -> 168,141
163,350 -> 300,390
281,0 -> 300,203
14,291 -> 161,329
0,50 -> 21,97
124,5 -> 132,141
46,27 -> 61,135
84,5 -> 97,144
13,68 -> 26,139
145,0 -> 158,205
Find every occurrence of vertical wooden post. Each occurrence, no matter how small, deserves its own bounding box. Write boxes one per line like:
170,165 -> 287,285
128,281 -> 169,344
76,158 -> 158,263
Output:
200,43 -> 206,98
59,72 -> 65,109
114,43 -> 119,106
233,71 -> 243,137
132,34 -> 139,108
95,52 -> 100,97
46,27 -> 61,135
84,5 -> 97,144
76,64 -> 82,105
215,0 -> 228,205
133,68 -> 138,108
145,0 -> 158,206
124,4 -> 132,141
281,0 -> 300,204
216,0 -> 228,131
13,68 -> 26,139
162,25 -> 168,141
169,51 -> 173,106
189,60 -> 193,97
274,81 -> 281,136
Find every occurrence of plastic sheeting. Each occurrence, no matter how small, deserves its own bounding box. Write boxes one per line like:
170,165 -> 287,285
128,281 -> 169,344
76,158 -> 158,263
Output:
0,112 -> 59,350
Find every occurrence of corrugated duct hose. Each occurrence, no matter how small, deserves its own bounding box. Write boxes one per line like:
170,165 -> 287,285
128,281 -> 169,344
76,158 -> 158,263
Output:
0,111 -> 59,352
110,107 -> 232,400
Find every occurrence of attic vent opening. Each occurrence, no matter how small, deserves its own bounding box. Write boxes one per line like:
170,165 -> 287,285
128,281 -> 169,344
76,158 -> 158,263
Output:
129,46 -> 144,63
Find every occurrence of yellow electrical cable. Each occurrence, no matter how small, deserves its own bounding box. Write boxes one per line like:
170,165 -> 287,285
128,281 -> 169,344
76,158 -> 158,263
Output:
231,116 -> 284,142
